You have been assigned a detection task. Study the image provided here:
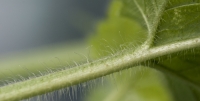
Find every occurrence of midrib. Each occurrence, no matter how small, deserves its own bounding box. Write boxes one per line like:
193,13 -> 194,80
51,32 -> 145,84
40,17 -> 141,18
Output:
134,0 -> 200,93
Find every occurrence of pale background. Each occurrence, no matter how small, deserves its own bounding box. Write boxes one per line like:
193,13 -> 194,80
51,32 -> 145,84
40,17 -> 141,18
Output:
0,0 -> 109,101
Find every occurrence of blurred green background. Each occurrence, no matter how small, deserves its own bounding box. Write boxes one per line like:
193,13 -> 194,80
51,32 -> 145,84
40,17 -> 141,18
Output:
0,1 -> 174,101
0,1 -> 109,101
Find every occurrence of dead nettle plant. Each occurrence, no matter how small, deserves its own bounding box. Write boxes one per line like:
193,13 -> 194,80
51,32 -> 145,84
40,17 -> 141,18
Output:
1,0 -> 200,101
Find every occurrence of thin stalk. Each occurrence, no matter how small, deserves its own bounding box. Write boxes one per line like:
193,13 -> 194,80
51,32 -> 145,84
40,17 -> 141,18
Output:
1,37 -> 200,101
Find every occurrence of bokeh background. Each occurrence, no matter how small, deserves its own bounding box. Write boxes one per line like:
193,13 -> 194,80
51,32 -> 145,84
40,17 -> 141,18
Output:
0,0 -> 109,55
0,1 -> 109,101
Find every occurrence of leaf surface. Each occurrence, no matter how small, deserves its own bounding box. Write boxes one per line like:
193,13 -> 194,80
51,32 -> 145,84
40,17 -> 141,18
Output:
90,0 -> 200,101
1,0 -> 200,100
120,0 -> 200,101
88,1 -> 172,101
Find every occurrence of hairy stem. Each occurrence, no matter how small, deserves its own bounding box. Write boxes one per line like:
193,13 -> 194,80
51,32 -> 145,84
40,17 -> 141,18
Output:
1,37 -> 200,101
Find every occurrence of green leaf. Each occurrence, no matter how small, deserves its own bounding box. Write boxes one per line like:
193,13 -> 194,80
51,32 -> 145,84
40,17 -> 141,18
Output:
85,67 -> 172,101
120,0 -> 200,100
90,0 -> 200,101
1,0 -> 200,101
89,1 -> 147,57
153,1 -> 200,46
88,1 -> 172,101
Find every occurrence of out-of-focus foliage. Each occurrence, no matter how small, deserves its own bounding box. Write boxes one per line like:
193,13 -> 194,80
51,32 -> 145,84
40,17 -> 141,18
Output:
87,0 -> 200,100
0,42 -> 87,83
1,0 -> 200,100
89,1 -> 147,57
86,1 -> 172,101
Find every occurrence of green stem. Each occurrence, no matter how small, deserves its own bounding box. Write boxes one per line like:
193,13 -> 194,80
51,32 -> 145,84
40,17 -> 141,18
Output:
133,0 -> 168,49
1,37 -> 200,101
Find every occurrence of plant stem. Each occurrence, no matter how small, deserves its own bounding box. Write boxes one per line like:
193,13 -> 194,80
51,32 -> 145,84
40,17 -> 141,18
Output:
133,0 -> 168,48
1,37 -> 200,101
